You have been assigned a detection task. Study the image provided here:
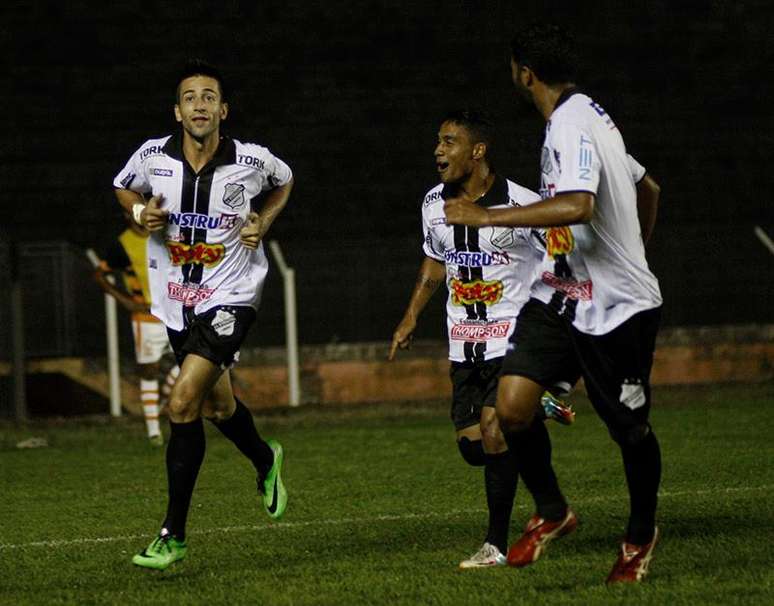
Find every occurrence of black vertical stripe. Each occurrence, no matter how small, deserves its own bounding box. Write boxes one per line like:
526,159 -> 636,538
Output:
453,225 -> 476,321
188,172 -> 214,284
180,169 -> 196,284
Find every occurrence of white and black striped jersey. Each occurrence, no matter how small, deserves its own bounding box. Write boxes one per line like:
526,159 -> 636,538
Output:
422,176 -> 544,363
531,90 -> 662,335
113,133 -> 292,331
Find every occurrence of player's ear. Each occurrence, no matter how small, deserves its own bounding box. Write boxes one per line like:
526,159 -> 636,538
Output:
220,102 -> 229,120
473,142 -> 486,160
174,104 -> 182,123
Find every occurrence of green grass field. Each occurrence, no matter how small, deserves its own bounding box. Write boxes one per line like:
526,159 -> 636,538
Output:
1,383 -> 773,605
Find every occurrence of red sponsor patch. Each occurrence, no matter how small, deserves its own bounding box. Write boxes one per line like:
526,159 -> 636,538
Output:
450,321 -> 511,342
167,282 -> 215,306
165,241 -> 225,267
541,271 -> 593,300
450,278 -> 504,306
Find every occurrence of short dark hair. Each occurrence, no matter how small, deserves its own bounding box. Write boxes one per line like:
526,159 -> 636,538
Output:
176,59 -> 227,102
442,108 -> 495,151
510,24 -> 577,85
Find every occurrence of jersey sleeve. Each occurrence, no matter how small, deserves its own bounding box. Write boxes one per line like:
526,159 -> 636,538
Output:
261,150 -> 293,191
552,123 -> 601,195
421,206 -> 445,261
627,153 -> 647,184
112,144 -> 152,194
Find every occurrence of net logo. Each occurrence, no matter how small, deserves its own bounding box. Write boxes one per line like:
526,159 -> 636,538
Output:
450,321 -> 511,342
546,226 -> 575,257
450,278 -> 504,306
165,241 -> 225,267
167,212 -> 240,230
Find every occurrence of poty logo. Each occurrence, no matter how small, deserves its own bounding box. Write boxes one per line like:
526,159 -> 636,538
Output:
450,321 -> 511,342
541,271 -> 592,300
168,212 -> 241,230
445,250 -> 510,267
167,282 -> 214,305
450,278 -> 504,306
237,154 -> 265,169
546,226 -> 575,257
165,241 -> 225,267
151,168 -> 173,177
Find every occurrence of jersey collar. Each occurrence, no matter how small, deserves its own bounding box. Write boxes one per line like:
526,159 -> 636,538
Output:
441,174 -> 508,209
552,86 -> 582,113
162,131 -> 237,175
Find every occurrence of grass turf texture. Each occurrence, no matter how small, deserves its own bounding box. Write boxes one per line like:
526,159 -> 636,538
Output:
1,383 -> 772,605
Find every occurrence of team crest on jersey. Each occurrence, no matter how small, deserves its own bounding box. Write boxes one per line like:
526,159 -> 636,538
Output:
541,146 -> 553,174
488,227 -> 515,249
212,309 -> 236,337
223,183 -> 246,209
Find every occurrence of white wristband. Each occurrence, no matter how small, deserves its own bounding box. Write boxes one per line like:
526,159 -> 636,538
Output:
132,203 -> 145,225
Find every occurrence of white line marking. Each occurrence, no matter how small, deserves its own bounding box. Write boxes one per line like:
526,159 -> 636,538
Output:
1,484 -> 771,551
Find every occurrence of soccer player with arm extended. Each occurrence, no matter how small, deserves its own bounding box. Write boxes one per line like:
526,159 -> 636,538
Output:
114,60 -> 293,570
444,25 -> 663,583
93,211 -> 180,446
390,109 -> 577,569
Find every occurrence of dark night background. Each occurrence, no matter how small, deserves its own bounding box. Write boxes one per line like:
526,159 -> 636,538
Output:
1,0 -> 773,356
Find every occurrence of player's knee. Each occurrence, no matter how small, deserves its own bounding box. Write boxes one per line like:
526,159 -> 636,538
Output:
458,437 -> 486,467
167,383 -> 199,419
480,415 -> 507,453
497,405 -> 534,434
610,423 -> 651,446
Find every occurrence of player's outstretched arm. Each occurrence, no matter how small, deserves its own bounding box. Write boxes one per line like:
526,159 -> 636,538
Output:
388,257 -> 446,361
444,191 -> 594,228
636,174 -> 660,245
240,178 -> 294,250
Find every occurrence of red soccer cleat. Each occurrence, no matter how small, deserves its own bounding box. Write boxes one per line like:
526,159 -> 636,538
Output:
506,509 -> 578,567
606,527 -> 659,584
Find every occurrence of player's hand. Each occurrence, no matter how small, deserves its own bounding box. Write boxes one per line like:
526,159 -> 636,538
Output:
141,195 -> 168,232
240,212 -> 265,249
388,317 -> 416,361
444,197 -> 490,226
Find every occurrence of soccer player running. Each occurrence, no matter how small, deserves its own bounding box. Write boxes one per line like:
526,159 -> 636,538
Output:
113,60 -> 293,570
444,25 -> 663,583
93,211 -> 180,446
389,109 -> 576,568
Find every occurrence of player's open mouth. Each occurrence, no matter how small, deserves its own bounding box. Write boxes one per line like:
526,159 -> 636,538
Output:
437,162 -> 449,173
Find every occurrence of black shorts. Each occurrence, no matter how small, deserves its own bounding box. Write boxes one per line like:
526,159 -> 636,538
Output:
167,305 -> 256,369
502,298 -> 661,435
449,358 -> 502,431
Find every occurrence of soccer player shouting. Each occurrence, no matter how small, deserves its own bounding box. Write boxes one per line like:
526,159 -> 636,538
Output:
445,25 -> 663,583
114,60 -> 293,570
390,110 -> 576,569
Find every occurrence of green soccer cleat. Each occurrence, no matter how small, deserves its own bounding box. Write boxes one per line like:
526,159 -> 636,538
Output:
131,531 -> 187,570
258,439 -> 287,520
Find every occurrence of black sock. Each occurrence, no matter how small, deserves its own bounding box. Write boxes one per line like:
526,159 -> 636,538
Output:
484,450 -> 519,554
210,398 -> 274,478
162,418 -> 206,541
621,430 -> 661,545
504,419 -> 567,521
